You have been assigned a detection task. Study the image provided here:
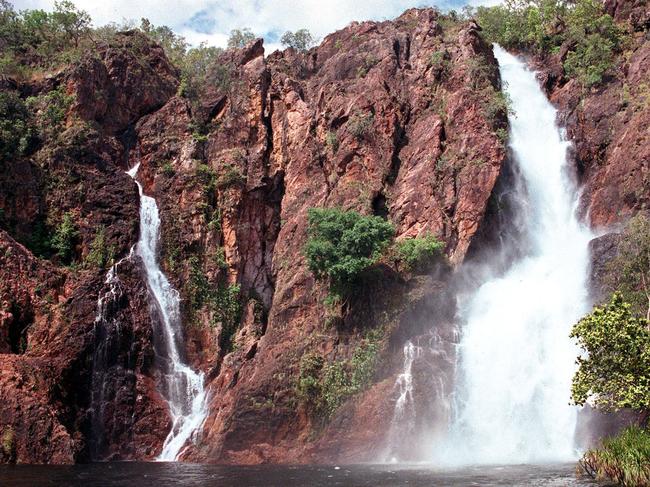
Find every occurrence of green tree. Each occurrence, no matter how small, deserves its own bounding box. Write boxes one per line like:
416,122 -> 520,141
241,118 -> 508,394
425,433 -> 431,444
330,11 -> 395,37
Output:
227,28 -> 255,49
139,18 -> 188,65
280,29 -> 314,51
305,208 -> 394,298
570,293 -> 650,413
51,0 -> 90,48
606,213 -> 650,322
0,91 -> 33,163
51,212 -> 79,264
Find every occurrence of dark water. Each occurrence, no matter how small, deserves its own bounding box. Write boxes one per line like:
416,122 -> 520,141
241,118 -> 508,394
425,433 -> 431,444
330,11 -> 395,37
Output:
0,462 -> 607,487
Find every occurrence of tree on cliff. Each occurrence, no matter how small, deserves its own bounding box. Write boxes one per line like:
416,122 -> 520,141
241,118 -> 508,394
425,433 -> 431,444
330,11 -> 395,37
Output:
570,293 -> 650,415
305,208 -> 394,300
280,29 -> 315,51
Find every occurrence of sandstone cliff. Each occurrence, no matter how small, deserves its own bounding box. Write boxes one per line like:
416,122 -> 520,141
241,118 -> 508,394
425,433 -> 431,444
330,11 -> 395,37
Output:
0,4 -> 647,465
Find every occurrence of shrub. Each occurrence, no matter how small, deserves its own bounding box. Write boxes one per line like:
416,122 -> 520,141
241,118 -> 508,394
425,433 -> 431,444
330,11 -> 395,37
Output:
0,91 -> 33,163
580,426 -> 650,487
297,353 -> 324,405
26,87 -> 74,139
296,327 -> 384,419
210,283 -> 241,352
85,226 -> 114,269
570,293 -> 650,413
347,111 -> 374,141
395,234 -> 444,271
161,161 -> 175,177
325,131 -> 339,153
305,208 -> 394,298
280,29 -> 314,51
51,212 -> 78,264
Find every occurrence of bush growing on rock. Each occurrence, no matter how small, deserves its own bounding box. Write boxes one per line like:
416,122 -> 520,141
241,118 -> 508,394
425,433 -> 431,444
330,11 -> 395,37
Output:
394,234 -> 444,271
280,29 -> 315,51
51,212 -> 79,264
570,293 -> 649,413
305,208 -> 394,299
0,91 -> 33,163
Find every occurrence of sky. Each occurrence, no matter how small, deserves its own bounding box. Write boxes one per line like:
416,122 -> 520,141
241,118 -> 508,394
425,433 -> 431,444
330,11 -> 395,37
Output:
10,0 -> 501,52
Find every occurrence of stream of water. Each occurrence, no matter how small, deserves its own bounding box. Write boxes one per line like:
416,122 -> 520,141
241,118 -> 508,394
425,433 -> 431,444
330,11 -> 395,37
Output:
435,46 -> 595,465
127,164 -> 208,461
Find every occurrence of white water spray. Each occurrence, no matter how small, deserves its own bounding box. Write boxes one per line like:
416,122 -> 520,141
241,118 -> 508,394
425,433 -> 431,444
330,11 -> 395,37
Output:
127,164 -> 208,461
438,46 -> 594,465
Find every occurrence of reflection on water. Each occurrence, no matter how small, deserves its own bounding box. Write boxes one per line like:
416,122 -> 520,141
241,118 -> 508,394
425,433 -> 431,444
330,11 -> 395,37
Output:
0,463 -> 604,486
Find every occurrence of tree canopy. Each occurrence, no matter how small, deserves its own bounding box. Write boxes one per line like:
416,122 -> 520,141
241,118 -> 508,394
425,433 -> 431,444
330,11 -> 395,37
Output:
305,208 -> 394,298
570,293 -> 650,413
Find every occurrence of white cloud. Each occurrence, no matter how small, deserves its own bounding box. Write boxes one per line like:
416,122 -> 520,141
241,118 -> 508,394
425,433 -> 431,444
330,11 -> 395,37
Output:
10,0 -> 503,50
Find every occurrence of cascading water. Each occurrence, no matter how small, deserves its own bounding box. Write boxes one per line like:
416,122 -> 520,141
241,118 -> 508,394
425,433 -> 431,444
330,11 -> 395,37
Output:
127,164 -> 208,461
436,46 -> 594,465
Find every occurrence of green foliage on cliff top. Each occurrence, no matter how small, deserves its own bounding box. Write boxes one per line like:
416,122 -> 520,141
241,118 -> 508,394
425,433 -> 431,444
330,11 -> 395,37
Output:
471,0 -> 624,87
580,426 -> 650,487
280,29 -> 315,51
570,293 -> 650,413
305,208 -> 394,299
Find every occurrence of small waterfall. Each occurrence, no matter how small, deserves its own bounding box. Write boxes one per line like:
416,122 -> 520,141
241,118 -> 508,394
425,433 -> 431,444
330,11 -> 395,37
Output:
127,163 -> 208,461
387,341 -> 421,450
436,46 -> 594,465
89,251 -> 134,459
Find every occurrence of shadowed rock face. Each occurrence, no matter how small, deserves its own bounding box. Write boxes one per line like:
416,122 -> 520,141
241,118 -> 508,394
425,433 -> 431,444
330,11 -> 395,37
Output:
0,5 -> 646,465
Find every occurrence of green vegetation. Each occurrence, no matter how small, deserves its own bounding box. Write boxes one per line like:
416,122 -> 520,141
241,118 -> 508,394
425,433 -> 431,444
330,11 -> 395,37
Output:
51,212 -> 79,264
85,226 -> 115,269
26,86 -> 74,140
325,131 -> 339,154
210,283 -> 242,352
580,426 -> 650,487
161,161 -> 175,177
472,0 -> 624,87
0,0 -> 91,76
394,234 -> 444,271
347,111 -> 374,141
280,29 -> 314,51
227,28 -> 256,49
305,208 -> 394,299
185,255 -> 241,353
1,426 -> 14,458
605,213 -> 650,322
571,293 -> 649,412
297,327 -> 384,419
0,91 -> 33,163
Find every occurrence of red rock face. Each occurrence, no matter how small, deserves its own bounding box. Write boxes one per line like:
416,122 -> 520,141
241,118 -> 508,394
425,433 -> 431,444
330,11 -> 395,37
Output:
17,6 -> 650,465
131,9 -> 507,463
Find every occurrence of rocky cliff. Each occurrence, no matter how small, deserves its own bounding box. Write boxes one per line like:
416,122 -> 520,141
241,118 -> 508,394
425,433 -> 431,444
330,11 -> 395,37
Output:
0,4 -> 647,465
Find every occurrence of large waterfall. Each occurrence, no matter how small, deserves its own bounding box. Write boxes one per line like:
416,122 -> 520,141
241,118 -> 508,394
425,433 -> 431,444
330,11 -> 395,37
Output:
436,46 -> 594,464
127,164 -> 208,461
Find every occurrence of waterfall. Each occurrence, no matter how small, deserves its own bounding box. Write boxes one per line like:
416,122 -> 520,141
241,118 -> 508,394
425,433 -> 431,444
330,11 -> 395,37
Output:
127,164 -> 208,461
435,46 -> 594,465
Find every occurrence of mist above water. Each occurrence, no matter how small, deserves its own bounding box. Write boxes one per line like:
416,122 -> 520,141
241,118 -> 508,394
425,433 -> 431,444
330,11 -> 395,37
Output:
435,46 -> 594,465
